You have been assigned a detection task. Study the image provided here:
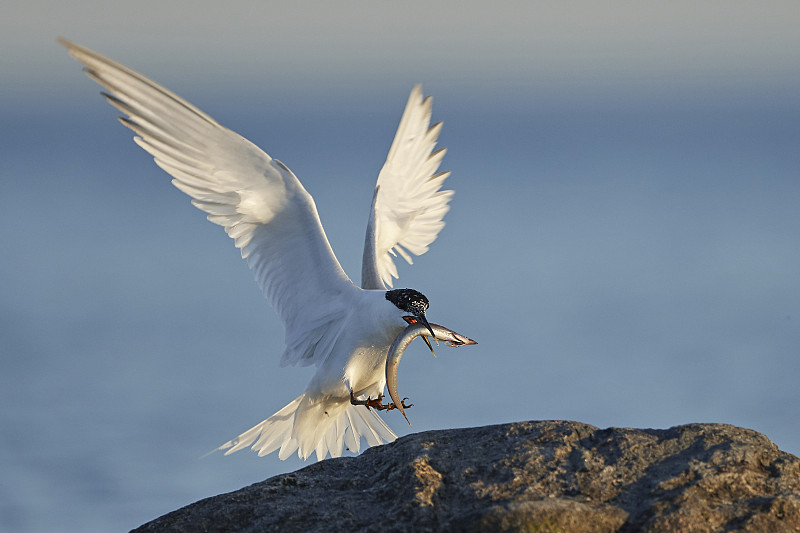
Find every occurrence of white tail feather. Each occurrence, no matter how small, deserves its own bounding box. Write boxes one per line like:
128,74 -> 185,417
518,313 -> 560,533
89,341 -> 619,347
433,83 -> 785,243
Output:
216,393 -> 397,461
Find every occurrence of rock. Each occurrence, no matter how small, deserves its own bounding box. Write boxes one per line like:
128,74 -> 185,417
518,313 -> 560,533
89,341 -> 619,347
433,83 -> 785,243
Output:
132,421 -> 800,532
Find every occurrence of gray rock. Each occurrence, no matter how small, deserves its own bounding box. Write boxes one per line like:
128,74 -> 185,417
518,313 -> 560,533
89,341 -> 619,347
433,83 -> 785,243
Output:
132,421 -> 800,532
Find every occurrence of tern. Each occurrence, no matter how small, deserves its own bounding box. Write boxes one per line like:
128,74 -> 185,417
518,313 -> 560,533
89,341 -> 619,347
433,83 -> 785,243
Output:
61,39 -> 456,461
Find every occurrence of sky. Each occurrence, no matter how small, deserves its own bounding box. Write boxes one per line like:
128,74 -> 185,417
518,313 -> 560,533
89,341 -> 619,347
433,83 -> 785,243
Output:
6,1 -> 800,99
2,1 -> 800,531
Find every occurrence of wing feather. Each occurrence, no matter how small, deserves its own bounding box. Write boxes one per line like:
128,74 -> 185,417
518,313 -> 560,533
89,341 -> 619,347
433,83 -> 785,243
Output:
361,85 -> 453,290
60,38 -> 355,366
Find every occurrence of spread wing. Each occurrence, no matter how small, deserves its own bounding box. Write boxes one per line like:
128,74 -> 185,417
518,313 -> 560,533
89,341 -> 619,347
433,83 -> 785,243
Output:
361,85 -> 453,290
60,38 -> 356,367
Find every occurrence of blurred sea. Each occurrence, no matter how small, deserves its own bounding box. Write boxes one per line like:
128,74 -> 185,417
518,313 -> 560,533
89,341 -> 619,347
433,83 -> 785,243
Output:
2,83 -> 799,531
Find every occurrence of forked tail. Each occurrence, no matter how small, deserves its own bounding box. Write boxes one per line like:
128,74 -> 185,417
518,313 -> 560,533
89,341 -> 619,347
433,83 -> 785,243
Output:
215,393 -> 397,461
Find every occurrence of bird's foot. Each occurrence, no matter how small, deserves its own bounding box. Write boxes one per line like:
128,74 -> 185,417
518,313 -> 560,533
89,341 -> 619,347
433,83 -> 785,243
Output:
349,390 -> 381,409
384,398 -> 414,411
349,391 -> 413,411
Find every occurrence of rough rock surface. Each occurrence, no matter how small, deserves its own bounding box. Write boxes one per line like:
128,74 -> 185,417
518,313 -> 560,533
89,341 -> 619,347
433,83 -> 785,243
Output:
133,421 -> 800,532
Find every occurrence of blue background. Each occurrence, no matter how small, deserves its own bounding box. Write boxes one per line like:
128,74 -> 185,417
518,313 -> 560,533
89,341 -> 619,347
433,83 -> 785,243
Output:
3,2 -> 800,531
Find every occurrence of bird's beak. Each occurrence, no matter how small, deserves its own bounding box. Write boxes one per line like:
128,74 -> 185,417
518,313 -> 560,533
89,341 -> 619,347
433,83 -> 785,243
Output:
416,312 -> 437,356
417,313 -> 436,339
403,314 -> 438,356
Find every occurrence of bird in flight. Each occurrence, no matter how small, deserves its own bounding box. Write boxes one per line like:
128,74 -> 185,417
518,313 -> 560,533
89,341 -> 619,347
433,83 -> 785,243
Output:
60,38 -> 455,461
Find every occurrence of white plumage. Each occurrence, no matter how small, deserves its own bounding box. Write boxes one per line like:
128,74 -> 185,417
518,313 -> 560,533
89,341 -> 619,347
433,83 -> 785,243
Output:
61,38 -> 453,461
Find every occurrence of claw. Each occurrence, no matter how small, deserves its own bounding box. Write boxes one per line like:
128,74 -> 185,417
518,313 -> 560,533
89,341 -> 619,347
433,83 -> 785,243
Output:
350,390 -> 412,415
350,391 -> 388,410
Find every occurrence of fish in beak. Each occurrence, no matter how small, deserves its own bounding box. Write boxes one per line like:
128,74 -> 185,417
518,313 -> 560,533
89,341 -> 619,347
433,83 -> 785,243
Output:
403,315 -> 437,356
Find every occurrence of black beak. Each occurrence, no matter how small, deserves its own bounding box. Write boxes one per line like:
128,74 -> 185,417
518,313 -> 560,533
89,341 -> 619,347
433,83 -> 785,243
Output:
402,314 -> 438,356
416,312 -> 437,356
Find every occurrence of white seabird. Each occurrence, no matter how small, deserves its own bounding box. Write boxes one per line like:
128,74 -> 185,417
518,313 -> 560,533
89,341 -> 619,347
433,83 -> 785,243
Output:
61,39 -> 455,461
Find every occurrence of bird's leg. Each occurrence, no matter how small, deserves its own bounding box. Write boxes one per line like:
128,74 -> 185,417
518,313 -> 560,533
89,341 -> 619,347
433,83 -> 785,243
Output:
349,390 -> 413,411
349,390 -> 387,410
349,389 -> 367,406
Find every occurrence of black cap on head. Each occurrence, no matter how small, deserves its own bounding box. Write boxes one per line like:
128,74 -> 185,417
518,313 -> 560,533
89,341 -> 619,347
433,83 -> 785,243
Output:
385,288 -> 429,314
386,288 -> 435,341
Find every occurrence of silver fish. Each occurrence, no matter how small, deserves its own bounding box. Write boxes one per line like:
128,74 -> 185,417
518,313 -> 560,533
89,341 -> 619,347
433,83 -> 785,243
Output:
386,320 -> 477,426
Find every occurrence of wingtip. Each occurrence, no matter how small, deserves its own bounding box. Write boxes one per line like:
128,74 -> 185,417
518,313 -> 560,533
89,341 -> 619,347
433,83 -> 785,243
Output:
409,84 -> 431,107
57,37 -> 89,61
56,36 -> 80,53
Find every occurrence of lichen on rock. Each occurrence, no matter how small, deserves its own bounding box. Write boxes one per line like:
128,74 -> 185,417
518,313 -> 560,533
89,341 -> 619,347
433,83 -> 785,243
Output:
133,421 -> 800,532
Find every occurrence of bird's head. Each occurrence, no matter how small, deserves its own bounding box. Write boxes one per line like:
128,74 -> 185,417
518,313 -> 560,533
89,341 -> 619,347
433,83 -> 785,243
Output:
385,288 -> 435,339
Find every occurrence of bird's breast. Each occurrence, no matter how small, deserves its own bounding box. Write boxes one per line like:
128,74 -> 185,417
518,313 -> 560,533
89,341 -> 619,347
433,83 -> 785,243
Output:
342,320 -> 405,393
